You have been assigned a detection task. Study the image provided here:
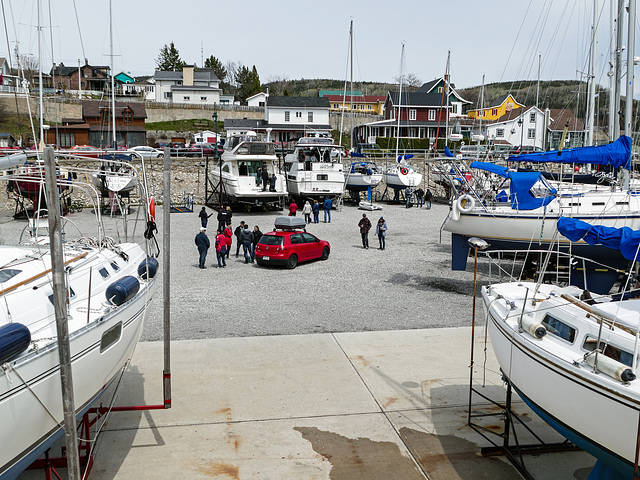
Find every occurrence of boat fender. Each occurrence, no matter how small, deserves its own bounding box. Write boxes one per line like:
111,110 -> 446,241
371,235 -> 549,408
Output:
138,256 -> 159,280
519,316 -> 546,339
0,323 -> 31,364
400,167 -> 409,175
147,197 -> 156,222
456,194 -> 475,212
450,201 -> 460,221
106,276 -> 140,306
585,352 -> 636,382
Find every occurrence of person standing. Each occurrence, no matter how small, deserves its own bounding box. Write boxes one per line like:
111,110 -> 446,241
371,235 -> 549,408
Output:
358,213 -> 372,249
312,200 -> 320,223
217,206 -> 227,232
376,216 -> 387,250
425,188 -> 433,209
195,227 -> 210,269
415,187 -> 424,208
215,229 -> 227,268
241,224 -> 253,263
250,225 -> 263,262
269,173 -> 277,192
288,201 -> 298,216
198,207 -> 212,228
224,224 -> 233,259
234,221 -> 245,257
225,205 -> 233,226
301,200 -> 312,223
262,167 -> 269,191
323,196 -> 332,223
405,187 -> 413,208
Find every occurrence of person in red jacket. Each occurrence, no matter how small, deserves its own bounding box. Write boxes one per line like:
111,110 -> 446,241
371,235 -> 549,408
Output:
288,201 -> 298,216
223,225 -> 233,259
215,229 -> 227,268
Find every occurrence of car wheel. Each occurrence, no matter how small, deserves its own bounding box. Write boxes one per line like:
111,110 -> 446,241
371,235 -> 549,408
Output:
321,247 -> 330,260
286,254 -> 298,269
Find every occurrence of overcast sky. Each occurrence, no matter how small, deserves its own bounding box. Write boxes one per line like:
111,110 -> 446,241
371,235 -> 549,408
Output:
4,1 -> 640,95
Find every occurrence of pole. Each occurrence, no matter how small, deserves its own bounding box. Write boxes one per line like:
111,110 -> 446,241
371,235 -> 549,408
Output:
609,0 -> 617,141
614,0 -> 624,140
44,146 -> 81,480
467,244 -> 479,425
625,0 -> 636,138
109,0 -> 116,149
587,0 -> 597,146
37,0 -> 44,148
213,105 -> 220,206
162,148 -> 172,408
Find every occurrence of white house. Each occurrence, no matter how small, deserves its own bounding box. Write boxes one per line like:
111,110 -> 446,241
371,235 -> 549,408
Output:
154,65 -> 221,105
122,76 -> 155,101
247,91 -> 268,107
194,130 -> 220,143
485,106 -> 546,149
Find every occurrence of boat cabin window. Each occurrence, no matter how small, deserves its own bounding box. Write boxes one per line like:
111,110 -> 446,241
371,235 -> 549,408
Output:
101,322 -> 122,353
530,179 -> 555,199
0,269 -> 21,283
317,174 -> 328,181
583,337 -> 634,367
99,267 -> 110,279
222,164 -> 230,173
110,262 -> 120,272
259,235 -> 284,246
48,287 -> 76,305
541,314 -> 576,343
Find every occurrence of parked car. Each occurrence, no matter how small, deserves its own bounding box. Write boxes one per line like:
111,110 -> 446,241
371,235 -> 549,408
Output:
129,145 -> 163,159
254,216 -> 330,269
488,144 -> 512,160
188,143 -> 223,157
70,145 -> 103,158
154,142 -> 170,150
455,145 -> 489,158
508,145 -> 544,156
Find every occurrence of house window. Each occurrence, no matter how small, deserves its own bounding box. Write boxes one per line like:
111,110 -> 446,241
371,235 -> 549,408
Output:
164,92 -> 172,99
437,87 -> 443,93
123,110 -> 133,123
492,108 -> 497,116
284,111 -> 290,122
201,96 -> 207,101
409,109 -> 416,120
259,101 -> 265,107
367,105 -> 372,110
296,111 -> 302,118
428,110 -> 436,121
101,110 -> 109,123
57,132 -> 75,147
409,128 -> 416,137
333,104 -> 339,109
183,96 -> 190,101
528,128 -> 536,139
496,128 -> 504,137
308,112 -> 313,122
530,113 -> 536,123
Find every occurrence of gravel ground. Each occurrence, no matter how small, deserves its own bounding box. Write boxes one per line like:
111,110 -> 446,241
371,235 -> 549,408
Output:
0,200 -> 486,341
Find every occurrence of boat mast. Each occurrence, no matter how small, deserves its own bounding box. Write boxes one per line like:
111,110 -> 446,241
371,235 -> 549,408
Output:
587,0 -> 598,146
445,51 -> 450,148
614,0 -> 624,140
394,43 -> 405,162
110,0 -> 116,148
624,0 -> 636,138
37,0 -> 44,148
349,20 -> 354,150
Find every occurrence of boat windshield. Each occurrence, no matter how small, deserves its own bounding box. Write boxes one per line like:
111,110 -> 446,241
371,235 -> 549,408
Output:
236,142 -> 275,156
227,134 -> 260,150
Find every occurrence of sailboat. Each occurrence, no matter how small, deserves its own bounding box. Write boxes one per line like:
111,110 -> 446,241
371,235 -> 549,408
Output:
382,44 -> 422,192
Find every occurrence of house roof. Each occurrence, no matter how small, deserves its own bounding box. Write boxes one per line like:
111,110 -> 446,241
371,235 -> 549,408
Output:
51,64 -> 110,76
82,100 -> 147,119
414,78 -> 471,104
224,119 -> 268,129
0,132 -> 14,138
154,68 -> 219,82
469,94 -> 524,112
267,96 -> 330,108
324,95 -> 385,103
246,92 -> 267,101
388,91 -> 451,108
88,125 -> 146,132
319,89 -> 363,97
548,108 -> 584,132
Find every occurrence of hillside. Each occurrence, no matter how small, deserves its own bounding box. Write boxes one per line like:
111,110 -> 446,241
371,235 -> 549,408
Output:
262,78 -> 394,97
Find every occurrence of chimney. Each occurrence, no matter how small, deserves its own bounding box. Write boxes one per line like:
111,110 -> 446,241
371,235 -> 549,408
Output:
183,65 -> 194,87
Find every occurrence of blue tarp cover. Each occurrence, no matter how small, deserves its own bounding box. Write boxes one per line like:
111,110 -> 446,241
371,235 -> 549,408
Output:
444,146 -> 454,157
557,216 -> 640,261
470,161 -> 509,177
506,135 -> 632,169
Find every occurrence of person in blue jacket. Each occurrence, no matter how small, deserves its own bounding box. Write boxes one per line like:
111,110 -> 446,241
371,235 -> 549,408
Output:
312,200 -> 320,223
323,197 -> 333,223
195,227 -> 210,268
375,217 -> 387,250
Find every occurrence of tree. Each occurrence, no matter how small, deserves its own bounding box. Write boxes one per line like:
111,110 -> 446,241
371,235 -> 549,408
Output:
20,55 -> 40,89
156,42 -> 184,71
235,65 -> 262,103
204,55 -> 227,82
394,73 -> 422,92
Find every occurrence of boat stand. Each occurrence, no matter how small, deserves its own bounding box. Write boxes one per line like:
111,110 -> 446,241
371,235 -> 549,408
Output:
468,378 -> 581,480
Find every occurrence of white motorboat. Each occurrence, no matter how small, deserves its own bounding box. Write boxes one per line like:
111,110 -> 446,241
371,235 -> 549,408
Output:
284,136 -> 344,200
0,151 -> 158,479
358,201 -> 383,211
210,132 -> 287,208
345,160 -> 383,191
483,277 -> 640,478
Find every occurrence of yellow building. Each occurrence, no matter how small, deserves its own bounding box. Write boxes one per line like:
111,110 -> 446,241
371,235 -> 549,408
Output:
323,94 -> 386,115
467,94 -> 524,121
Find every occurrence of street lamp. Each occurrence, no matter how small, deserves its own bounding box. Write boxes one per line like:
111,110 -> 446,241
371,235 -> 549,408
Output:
518,115 -> 524,149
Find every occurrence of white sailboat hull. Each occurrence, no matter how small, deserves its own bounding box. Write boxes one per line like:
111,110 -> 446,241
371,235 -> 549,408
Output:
382,171 -> 422,188
345,173 -> 383,190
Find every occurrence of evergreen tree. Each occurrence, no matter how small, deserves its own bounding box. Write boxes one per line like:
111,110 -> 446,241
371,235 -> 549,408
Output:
235,65 -> 262,103
204,55 -> 227,83
156,42 -> 184,71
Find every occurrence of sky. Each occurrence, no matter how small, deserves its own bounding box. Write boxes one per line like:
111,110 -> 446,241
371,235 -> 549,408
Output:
4,0 -> 640,95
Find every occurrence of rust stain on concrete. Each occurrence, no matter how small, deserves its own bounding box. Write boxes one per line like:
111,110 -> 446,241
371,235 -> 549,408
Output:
196,461 -> 239,479
381,397 -> 399,408
294,426 -> 424,480
353,355 -> 371,368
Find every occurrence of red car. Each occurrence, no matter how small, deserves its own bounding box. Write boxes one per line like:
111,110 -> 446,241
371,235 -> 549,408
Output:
255,217 -> 330,269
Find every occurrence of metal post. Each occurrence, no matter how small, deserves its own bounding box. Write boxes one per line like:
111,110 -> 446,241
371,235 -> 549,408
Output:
213,106 -> 220,206
44,147 -> 81,480
162,148 -> 172,408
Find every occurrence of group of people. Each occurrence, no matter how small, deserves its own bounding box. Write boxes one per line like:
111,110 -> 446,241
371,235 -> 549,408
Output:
255,166 -> 278,192
196,207 -> 263,268
288,197 -> 333,223
404,187 -> 433,209
358,213 -> 387,250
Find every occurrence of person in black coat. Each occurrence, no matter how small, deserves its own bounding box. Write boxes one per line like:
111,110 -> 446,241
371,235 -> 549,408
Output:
195,227 -> 210,269
250,225 -> 263,261
198,207 -> 212,228
261,168 -> 269,191
233,221 -> 245,256
217,206 -> 227,232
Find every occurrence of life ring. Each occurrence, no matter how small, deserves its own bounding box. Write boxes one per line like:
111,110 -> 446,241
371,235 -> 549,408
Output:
400,167 -> 409,175
456,194 -> 475,212
147,197 -> 156,222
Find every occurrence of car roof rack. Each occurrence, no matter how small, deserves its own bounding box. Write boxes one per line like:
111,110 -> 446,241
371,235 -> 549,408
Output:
274,216 -> 307,232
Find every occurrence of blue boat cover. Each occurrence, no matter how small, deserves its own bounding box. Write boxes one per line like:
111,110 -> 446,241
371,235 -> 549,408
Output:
557,216 -> 640,261
506,135 -> 632,169
397,154 -> 414,162
351,152 -> 365,157
470,161 -> 509,177
444,146 -> 454,157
